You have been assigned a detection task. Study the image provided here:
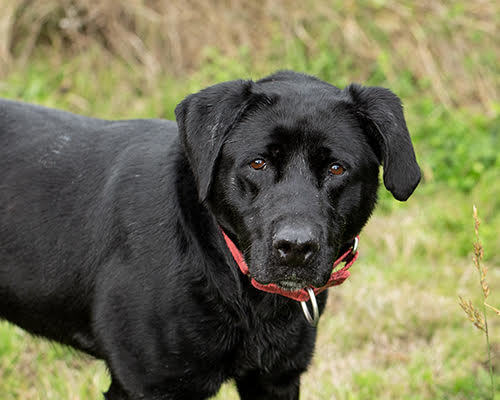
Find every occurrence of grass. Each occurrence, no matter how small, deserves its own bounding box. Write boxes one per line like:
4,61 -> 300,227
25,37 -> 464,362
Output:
0,0 -> 499,398
0,190 -> 498,399
0,324 -> 109,399
459,206 -> 496,399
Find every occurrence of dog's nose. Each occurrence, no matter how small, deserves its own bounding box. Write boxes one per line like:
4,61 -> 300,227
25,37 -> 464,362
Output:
273,225 -> 320,266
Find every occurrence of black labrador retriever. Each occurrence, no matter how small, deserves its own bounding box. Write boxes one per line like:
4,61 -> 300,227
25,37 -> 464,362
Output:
0,71 -> 420,399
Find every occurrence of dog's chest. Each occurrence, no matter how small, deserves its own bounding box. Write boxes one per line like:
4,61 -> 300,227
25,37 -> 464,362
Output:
233,324 -> 286,371
219,313 -> 312,376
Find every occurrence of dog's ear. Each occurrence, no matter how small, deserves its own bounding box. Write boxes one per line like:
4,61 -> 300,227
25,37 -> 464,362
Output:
175,80 -> 271,201
345,84 -> 421,201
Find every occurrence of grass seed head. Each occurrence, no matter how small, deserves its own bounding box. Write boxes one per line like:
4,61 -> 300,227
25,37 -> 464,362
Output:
458,296 -> 486,332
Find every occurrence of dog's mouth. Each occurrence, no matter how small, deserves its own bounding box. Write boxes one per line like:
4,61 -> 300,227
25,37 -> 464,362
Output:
248,255 -> 334,291
249,269 -> 318,291
275,279 -> 308,291
221,228 -> 340,291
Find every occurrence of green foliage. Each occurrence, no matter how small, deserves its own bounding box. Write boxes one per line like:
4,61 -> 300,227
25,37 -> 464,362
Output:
410,105 -> 499,192
437,370 -> 500,400
352,370 -> 386,399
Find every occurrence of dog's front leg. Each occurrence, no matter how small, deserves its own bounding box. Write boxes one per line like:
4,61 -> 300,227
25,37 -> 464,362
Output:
236,371 -> 300,400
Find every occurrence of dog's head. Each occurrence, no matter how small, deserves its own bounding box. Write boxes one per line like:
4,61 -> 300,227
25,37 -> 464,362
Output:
175,71 -> 420,290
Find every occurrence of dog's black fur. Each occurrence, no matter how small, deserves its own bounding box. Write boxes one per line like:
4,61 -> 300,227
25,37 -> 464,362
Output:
0,71 -> 420,399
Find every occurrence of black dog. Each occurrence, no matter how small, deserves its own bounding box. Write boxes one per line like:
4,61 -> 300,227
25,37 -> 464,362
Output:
0,71 -> 420,399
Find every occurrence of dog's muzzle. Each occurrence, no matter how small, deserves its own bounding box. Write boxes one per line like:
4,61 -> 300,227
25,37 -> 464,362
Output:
221,230 -> 359,326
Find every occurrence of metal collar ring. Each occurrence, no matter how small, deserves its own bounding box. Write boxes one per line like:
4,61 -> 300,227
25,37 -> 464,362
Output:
300,288 -> 319,326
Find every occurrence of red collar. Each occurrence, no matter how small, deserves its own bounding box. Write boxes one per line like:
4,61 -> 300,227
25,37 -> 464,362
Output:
221,230 -> 359,302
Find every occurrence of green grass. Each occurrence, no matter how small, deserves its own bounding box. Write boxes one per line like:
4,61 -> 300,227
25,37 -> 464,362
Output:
0,4 -> 499,396
0,323 -> 109,399
1,189 -> 498,399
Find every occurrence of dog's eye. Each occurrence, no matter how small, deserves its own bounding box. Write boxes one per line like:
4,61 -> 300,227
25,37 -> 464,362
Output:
250,159 -> 267,170
329,163 -> 345,176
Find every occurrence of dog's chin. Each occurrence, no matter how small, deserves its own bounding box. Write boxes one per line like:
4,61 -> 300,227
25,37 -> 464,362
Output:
251,273 -> 311,291
248,254 -> 334,290
275,280 -> 308,291
249,262 -> 331,291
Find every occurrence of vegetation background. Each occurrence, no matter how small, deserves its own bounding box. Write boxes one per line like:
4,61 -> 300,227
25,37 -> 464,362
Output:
0,0 -> 498,398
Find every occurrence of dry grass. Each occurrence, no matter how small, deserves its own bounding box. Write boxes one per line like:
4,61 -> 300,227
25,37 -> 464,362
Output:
458,206 -> 496,398
0,0 -> 497,112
